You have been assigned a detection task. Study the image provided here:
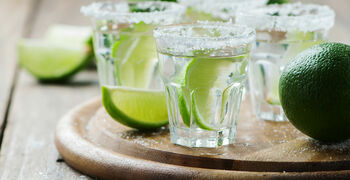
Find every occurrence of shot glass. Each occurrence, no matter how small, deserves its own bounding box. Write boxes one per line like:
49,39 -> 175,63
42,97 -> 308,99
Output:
81,2 -> 185,129
154,23 -> 255,147
236,3 -> 335,122
179,0 -> 267,23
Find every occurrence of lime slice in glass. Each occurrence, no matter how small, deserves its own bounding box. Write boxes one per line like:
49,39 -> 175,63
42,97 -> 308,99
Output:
102,86 -> 168,130
265,31 -> 323,105
282,31 -> 323,65
173,61 -> 192,127
178,55 -> 247,130
266,76 -> 280,105
18,39 -> 89,81
185,7 -> 222,22
112,22 -> 157,88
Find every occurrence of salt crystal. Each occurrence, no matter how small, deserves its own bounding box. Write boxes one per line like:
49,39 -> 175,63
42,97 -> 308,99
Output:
236,2 -> 335,32
179,0 -> 267,21
81,2 -> 185,25
153,22 -> 255,56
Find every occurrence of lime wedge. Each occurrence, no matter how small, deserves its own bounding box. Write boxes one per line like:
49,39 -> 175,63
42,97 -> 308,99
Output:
18,39 -> 89,81
178,56 -> 247,130
174,62 -> 192,127
44,24 -> 92,45
44,24 -> 94,64
101,86 -> 168,130
112,22 -> 157,88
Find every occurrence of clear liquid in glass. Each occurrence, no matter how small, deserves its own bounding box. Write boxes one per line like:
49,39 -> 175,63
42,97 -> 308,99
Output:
158,52 -> 248,147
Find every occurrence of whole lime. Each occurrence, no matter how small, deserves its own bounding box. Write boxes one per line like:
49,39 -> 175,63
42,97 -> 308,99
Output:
279,42 -> 350,142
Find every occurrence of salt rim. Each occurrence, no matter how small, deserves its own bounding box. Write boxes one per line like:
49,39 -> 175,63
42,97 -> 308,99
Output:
179,0 -> 268,21
153,22 -> 256,56
80,1 -> 185,25
235,2 -> 335,32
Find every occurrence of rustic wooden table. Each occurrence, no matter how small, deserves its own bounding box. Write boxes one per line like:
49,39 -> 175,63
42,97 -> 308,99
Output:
0,0 -> 349,179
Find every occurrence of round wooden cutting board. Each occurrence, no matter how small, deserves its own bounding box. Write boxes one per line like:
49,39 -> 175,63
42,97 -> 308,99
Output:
55,97 -> 350,179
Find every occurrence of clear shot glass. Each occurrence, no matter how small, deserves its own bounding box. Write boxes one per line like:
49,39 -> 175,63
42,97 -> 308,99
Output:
179,0 -> 267,23
81,2 -> 185,129
236,3 -> 335,122
154,23 -> 255,147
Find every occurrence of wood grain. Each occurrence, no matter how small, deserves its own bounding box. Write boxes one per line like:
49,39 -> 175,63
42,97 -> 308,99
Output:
0,0 -> 349,179
84,98 -> 350,169
0,0 -> 98,179
0,0 -> 37,145
0,71 -> 99,180
55,98 -> 350,179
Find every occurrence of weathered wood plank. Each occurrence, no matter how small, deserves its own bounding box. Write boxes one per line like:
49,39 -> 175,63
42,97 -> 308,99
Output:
0,0 -> 37,145
0,0 -> 98,179
0,0 -> 348,179
0,72 -> 98,180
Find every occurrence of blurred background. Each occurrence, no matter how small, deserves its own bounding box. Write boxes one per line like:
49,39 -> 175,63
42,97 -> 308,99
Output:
302,0 -> 349,44
0,0 -> 349,179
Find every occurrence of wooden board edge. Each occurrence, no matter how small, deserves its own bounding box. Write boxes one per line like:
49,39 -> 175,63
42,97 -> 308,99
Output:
54,98 -> 350,179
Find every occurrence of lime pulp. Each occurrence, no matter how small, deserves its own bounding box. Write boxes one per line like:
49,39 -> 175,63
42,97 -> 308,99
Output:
176,55 -> 248,130
102,86 -> 168,130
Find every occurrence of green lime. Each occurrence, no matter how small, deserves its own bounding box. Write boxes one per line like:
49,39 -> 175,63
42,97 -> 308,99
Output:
44,24 -> 92,46
112,22 -> 157,88
101,86 -> 168,130
177,55 -> 247,130
107,22 -> 166,130
45,24 -> 94,65
173,61 -> 192,127
279,42 -> 350,142
18,39 -> 89,82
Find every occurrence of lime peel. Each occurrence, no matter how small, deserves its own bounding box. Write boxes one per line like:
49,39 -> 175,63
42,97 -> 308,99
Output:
177,55 -> 248,130
18,39 -> 89,82
112,22 -> 157,88
102,86 -> 168,130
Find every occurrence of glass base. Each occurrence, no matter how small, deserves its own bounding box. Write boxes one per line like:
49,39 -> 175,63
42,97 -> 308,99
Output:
169,126 -> 236,148
254,101 -> 287,122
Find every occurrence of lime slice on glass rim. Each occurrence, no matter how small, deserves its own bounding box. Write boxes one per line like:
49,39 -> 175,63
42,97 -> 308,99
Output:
266,31 -> 323,105
177,55 -> 247,130
102,86 -> 168,130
